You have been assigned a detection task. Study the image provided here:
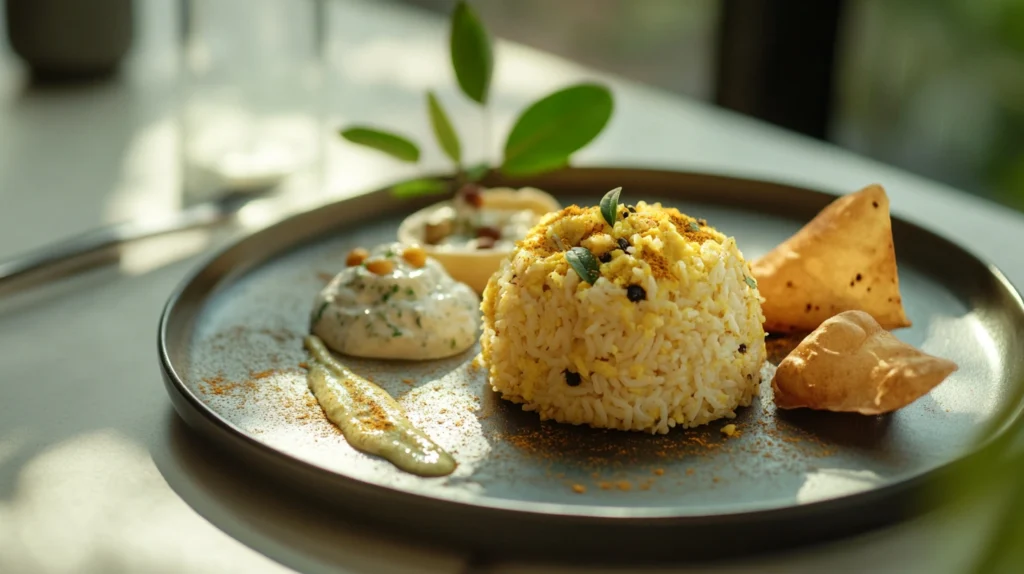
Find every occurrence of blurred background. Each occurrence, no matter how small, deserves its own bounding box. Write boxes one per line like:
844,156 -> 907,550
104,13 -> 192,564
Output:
0,0 -> 1022,231
399,0 -> 1024,211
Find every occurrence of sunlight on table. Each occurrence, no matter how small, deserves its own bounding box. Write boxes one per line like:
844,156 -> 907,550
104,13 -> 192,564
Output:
0,430 -> 286,574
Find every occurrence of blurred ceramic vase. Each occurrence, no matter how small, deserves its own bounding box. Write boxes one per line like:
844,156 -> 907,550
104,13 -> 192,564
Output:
4,0 -> 134,80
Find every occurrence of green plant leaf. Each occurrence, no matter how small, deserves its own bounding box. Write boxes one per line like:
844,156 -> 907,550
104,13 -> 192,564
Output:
501,83 -> 614,176
949,370 -> 1024,574
968,454 -> 1024,574
600,186 -> 622,227
391,178 -> 449,198
464,162 -> 490,182
565,246 -> 600,284
427,91 -> 462,165
450,1 -> 493,105
340,127 -> 420,162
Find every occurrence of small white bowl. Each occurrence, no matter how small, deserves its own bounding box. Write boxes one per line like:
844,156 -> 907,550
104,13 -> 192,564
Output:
396,187 -> 561,293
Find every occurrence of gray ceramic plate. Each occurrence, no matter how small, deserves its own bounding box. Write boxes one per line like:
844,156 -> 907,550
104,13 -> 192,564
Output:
159,168 -> 1024,563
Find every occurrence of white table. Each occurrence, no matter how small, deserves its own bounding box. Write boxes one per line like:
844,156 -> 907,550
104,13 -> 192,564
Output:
1,1 -> 1019,572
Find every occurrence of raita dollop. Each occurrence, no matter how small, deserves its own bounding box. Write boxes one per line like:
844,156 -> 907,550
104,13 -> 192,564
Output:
311,242 -> 480,360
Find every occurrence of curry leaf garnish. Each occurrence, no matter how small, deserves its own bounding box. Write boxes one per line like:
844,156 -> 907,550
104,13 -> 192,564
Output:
427,91 -> 462,165
600,187 -> 622,227
339,127 -> 421,162
566,247 -> 600,284
501,83 -> 614,176
450,1 -> 493,105
391,178 -> 450,198
744,276 -> 757,289
688,221 -> 700,232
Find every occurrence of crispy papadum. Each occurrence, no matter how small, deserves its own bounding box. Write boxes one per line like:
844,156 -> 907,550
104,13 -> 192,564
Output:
771,310 -> 957,414
752,184 -> 911,333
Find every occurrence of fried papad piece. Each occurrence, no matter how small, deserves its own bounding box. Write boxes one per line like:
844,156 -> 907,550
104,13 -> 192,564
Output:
752,184 -> 911,334
772,310 -> 957,414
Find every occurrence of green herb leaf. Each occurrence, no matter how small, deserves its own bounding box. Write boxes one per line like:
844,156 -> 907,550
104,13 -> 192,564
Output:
427,91 -> 462,164
464,161 -> 490,182
745,276 -> 757,289
566,246 -> 601,284
391,178 -> 450,198
501,83 -> 614,176
339,127 -> 421,162
600,187 -> 622,227
689,221 -> 700,232
450,1 -> 493,105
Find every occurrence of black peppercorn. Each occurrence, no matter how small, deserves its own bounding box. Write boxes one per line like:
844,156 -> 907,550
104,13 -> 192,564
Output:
738,344 -> 747,354
599,252 -> 612,263
617,238 -> 630,251
627,205 -> 637,213
626,284 -> 646,302
564,369 -> 581,387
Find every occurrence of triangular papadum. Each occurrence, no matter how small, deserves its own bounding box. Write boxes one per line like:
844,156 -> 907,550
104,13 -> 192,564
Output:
752,184 -> 911,334
771,311 -> 957,414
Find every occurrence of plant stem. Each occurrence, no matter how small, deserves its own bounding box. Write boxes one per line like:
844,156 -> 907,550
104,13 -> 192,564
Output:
482,105 -> 492,167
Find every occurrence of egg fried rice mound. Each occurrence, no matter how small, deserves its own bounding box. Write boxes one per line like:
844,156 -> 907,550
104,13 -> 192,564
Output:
480,200 -> 767,434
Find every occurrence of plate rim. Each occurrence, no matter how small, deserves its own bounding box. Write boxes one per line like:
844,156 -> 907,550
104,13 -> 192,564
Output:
157,167 -> 1024,535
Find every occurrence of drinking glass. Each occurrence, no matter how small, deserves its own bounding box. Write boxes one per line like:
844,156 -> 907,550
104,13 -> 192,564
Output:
179,0 -> 326,205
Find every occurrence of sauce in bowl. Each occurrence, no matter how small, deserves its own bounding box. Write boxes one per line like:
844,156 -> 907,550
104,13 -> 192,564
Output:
397,186 -> 561,292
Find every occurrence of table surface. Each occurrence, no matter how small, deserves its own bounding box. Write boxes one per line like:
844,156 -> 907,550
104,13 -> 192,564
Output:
1,1 -> 1020,572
